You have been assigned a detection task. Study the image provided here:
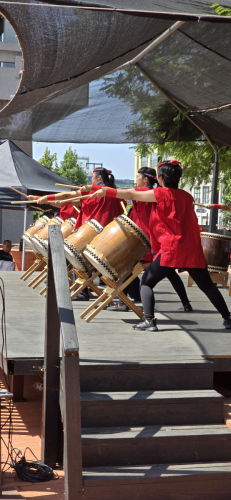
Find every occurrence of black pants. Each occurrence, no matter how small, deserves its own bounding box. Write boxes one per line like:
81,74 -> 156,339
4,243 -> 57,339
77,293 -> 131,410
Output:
121,270 -> 189,305
141,255 -> 230,320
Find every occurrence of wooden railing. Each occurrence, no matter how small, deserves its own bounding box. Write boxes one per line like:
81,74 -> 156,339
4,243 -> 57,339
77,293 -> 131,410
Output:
41,225 -> 82,500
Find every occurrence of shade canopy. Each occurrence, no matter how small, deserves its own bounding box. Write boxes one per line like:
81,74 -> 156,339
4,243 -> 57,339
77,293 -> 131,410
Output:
0,140 -> 73,209
0,1 -> 231,145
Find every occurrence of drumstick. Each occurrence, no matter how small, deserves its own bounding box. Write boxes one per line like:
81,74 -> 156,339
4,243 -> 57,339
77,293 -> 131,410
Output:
120,201 -> 128,215
11,200 -> 39,204
55,183 -> 79,189
193,202 -> 208,208
9,186 -> 28,198
73,205 -> 80,213
216,223 -> 231,230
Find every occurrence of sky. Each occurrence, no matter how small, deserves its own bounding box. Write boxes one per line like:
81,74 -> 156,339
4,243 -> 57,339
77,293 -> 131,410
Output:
33,142 -> 136,180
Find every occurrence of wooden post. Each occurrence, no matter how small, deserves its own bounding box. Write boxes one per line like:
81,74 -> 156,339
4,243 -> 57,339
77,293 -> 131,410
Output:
41,234 -> 60,468
42,225 -> 83,500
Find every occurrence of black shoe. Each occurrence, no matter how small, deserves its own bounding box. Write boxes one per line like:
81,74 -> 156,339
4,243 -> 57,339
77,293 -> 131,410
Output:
72,290 -> 89,301
107,303 -> 129,312
183,302 -> 193,312
223,316 -> 231,329
133,318 -> 158,332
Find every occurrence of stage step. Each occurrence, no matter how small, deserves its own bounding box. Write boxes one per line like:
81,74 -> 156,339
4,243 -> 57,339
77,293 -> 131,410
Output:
83,462 -> 231,500
80,359 -> 213,392
82,424 -> 231,467
81,389 -> 224,427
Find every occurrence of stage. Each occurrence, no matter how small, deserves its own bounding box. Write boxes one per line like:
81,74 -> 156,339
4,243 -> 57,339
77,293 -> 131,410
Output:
1,270 -> 231,379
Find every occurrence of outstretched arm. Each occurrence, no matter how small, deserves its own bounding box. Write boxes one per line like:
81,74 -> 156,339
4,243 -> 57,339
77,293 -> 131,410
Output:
205,203 -> 231,212
36,190 -> 81,205
85,186 -> 156,203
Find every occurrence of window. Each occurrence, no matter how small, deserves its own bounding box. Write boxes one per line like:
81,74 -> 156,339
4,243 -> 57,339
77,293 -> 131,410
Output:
203,186 -> 209,204
202,216 -> 208,226
194,187 -> 201,204
0,61 -> 15,67
150,153 -> 158,169
141,156 -> 148,167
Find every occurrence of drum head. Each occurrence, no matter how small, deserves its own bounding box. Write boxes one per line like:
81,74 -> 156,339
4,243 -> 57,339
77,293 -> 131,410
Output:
86,219 -> 103,234
64,241 -> 88,272
23,233 -> 37,252
83,245 -> 118,281
32,235 -> 48,258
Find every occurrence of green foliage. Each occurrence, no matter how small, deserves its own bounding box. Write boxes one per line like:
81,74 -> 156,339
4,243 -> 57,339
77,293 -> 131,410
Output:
136,141 -> 231,188
58,147 -> 88,185
39,146 -> 88,185
101,67 -> 201,145
210,3 -> 231,16
39,147 -> 58,171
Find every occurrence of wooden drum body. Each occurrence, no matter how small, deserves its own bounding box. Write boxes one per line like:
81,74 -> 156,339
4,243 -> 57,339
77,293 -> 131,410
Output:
32,216 -> 63,257
83,214 -> 151,281
23,215 -> 50,251
34,217 -> 76,258
200,232 -> 231,272
64,219 -> 103,272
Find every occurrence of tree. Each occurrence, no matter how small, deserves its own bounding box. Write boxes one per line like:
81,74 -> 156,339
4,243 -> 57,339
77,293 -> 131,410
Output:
136,141 -> 231,189
39,147 -> 58,171
39,146 -> 89,185
59,147 -> 88,185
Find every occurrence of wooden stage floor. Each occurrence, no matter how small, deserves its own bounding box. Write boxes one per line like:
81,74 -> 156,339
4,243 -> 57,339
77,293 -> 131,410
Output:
1,271 -> 231,372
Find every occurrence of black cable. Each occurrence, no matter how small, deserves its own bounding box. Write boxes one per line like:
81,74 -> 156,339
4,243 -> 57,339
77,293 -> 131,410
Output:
10,447 -> 57,482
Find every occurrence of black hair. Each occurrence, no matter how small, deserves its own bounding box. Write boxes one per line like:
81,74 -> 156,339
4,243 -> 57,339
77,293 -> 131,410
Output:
157,162 -> 182,189
138,167 -> 157,187
3,239 -> 12,245
94,168 -> 116,188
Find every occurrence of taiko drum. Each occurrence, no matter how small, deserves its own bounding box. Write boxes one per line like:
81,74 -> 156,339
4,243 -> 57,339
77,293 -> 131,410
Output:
83,214 -> 151,281
34,217 -> 77,258
64,219 -> 103,272
200,232 -> 231,272
22,215 -> 50,251
32,216 -> 64,257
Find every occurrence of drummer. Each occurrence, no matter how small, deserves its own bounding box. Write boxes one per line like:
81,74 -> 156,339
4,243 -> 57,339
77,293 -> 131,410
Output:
37,168 -> 125,300
36,168 -> 124,228
108,166 -> 193,313
84,160 -> 231,331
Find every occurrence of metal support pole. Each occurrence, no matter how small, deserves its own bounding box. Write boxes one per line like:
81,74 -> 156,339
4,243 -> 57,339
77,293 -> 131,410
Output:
21,208 -> 27,272
209,151 -> 219,233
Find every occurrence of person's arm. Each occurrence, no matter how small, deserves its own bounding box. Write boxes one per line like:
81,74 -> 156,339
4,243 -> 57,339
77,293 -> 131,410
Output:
37,190 -> 81,205
88,186 -> 156,203
205,203 -> 231,212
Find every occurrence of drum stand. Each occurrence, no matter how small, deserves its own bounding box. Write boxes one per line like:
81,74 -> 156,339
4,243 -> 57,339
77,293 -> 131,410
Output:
187,270 -> 229,289
28,263 -> 47,288
70,269 -> 104,300
20,252 -> 44,281
80,262 -> 145,323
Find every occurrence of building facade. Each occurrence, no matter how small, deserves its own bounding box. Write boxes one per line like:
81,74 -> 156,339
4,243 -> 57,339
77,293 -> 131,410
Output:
0,17 -> 33,244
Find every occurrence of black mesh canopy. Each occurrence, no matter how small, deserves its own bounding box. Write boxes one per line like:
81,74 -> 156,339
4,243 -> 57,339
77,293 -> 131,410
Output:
0,0 -> 231,145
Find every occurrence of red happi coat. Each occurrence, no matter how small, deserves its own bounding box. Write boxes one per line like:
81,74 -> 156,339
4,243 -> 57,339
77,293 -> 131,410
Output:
129,187 -> 153,263
149,187 -> 206,268
74,185 -> 124,230
59,202 -> 78,221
